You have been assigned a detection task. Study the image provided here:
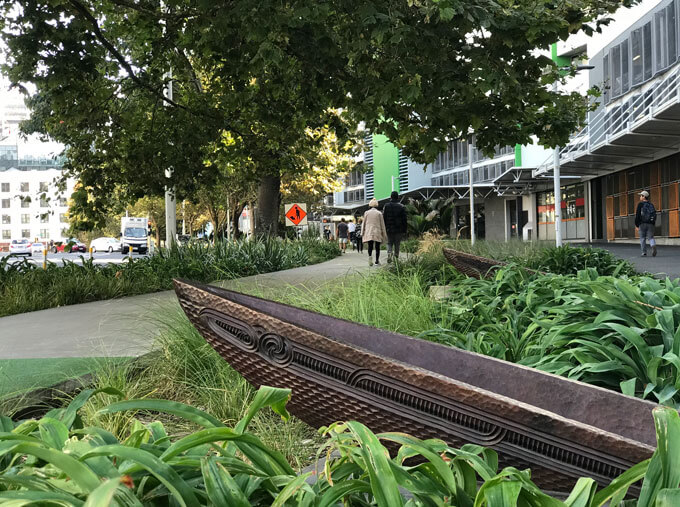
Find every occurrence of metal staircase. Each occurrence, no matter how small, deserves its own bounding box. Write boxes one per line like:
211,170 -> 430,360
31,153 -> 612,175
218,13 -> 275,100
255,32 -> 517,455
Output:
534,62 -> 680,178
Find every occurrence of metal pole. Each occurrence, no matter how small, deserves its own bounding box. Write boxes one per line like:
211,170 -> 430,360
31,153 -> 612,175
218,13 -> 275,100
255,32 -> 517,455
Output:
468,140 -> 475,246
164,68 -> 176,247
552,82 -> 562,247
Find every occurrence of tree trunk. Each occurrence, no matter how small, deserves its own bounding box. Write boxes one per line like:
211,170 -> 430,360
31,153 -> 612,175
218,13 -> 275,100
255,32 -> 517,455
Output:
256,171 -> 281,237
231,202 -> 245,240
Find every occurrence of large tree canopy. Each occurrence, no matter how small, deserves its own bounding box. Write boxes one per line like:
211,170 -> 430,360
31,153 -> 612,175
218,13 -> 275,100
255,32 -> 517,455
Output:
0,0 -> 634,233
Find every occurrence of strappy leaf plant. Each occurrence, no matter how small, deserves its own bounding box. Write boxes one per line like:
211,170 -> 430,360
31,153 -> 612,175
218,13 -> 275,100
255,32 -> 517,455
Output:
0,384 -> 678,506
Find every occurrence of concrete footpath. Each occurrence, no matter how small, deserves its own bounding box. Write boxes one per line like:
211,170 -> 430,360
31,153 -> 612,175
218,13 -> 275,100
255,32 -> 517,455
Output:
0,252 -> 370,360
586,242 -> 680,279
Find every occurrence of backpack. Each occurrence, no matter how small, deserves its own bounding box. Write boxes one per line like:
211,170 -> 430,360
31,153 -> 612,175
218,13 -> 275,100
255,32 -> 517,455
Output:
641,201 -> 656,224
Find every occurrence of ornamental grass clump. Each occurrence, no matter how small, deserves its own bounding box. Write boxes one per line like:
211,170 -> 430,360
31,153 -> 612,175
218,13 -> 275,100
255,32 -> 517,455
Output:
0,383 -> 679,506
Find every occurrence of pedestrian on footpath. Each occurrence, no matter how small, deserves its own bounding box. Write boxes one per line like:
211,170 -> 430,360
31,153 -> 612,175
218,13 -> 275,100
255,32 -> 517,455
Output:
337,218 -> 349,254
383,191 -> 408,263
362,198 -> 387,266
348,218 -> 357,251
355,218 -> 364,253
635,190 -> 657,257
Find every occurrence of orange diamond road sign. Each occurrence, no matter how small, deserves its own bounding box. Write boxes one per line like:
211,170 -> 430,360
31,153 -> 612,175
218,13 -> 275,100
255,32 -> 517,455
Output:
285,203 -> 308,226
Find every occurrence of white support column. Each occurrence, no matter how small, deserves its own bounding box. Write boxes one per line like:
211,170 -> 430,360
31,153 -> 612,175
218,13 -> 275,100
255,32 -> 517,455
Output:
553,147 -> 562,247
585,179 -> 592,243
468,141 -> 475,245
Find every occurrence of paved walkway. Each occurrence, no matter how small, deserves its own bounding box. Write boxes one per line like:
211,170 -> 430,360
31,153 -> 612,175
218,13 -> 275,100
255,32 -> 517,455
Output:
0,252 -> 370,359
587,242 -> 680,279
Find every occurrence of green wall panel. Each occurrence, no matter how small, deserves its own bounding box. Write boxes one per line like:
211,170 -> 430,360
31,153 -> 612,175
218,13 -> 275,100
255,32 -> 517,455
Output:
372,134 -> 400,200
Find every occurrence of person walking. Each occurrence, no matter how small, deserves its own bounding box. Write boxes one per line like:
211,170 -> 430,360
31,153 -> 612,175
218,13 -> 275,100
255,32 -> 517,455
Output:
355,218 -> 364,253
362,198 -> 387,266
635,190 -> 657,257
348,219 -> 357,251
337,218 -> 349,254
383,191 -> 408,263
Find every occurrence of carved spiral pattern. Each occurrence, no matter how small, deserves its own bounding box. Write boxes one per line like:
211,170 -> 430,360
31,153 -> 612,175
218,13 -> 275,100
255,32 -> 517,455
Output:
259,333 -> 293,366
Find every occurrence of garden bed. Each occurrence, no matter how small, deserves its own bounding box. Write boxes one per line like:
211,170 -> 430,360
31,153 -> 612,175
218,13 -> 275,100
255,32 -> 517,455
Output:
0,238 -> 340,318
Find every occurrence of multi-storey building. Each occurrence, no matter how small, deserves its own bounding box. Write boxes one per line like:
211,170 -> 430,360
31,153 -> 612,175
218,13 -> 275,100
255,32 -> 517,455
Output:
334,0 -> 680,244
0,83 -> 73,248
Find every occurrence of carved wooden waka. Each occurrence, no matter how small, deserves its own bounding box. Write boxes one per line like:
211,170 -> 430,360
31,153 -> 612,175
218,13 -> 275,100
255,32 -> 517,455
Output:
175,279 -> 656,492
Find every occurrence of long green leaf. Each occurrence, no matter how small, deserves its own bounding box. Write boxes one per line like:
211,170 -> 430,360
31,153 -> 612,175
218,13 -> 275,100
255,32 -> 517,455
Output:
83,477 -> 123,507
12,443 -> 101,493
80,444 -> 200,507
97,399 -> 223,428
235,386 -> 291,433
271,472 -> 313,507
347,421 -> 404,507
318,479 -> 372,507
0,490 -> 85,506
564,477 -> 597,507
201,456 -> 251,507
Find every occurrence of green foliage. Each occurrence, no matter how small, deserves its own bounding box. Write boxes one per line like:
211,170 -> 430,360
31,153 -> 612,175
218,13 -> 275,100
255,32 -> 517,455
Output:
0,238 -> 339,317
424,266 -> 680,406
522,244 -> 638,276
1,381 -> 679,506
1,0 -> 632,230
405,196 -> 455,236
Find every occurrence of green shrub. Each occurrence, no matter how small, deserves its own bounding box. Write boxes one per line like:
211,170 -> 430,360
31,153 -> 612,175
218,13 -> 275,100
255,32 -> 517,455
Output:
0,383 -> 677,506
0,238 -> 340,317
521,244 -> 638,276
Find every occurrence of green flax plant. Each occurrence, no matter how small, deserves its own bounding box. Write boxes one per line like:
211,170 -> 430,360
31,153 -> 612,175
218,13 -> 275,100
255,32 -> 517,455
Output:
0,383 -> 679,505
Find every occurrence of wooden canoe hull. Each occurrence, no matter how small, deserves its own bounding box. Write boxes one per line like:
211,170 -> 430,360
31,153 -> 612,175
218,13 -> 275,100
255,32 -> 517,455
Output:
174,279 -> 655,492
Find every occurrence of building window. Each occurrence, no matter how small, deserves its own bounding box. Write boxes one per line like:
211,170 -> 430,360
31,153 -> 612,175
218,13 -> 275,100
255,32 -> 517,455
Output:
21,229 -> 30,239
668,1 -> 677,65
656,9 -> 669,71
21,198 -> 30,208
603,54 -> 610,103
611,44 -> 622,97
621,41 -> 629,94
1,215 -> 9,224
40,214 -> 49,223
39,181 -> 49,192
61,228 -> 69,237
0,183 -> 8,192
40,198 -> 48,208
632,28 -> 643,85
59,198 -> 67,207
59,213 -> 68,223
21,214 -> 30,224
1,199 -> 9,208
20,182 -> 29,192
643,22 -> 653,80
2,230 -> 9,240
40,229 -> 49,239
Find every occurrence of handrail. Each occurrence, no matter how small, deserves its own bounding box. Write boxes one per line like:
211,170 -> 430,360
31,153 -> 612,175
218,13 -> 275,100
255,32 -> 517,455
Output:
534,62 -> 680,176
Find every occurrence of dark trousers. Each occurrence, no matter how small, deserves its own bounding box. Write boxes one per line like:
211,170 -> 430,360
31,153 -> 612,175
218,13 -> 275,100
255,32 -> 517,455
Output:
367,240 -> 380,261
356,237 -> 363,253
387,232 -> 403,260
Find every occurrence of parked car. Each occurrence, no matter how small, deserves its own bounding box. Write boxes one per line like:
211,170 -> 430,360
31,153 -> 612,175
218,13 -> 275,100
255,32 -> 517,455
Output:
51,238 -> 87,254
31,242 -> 46,255
90,237 -> 121,253
9,239 -> 32,256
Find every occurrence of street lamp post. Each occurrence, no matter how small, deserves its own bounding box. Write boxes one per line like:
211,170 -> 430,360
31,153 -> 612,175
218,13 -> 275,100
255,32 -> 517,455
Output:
164,70 -> 176,248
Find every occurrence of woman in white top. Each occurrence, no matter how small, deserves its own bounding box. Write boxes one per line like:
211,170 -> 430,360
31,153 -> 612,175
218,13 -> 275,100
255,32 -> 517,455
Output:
362,199 -> 387,265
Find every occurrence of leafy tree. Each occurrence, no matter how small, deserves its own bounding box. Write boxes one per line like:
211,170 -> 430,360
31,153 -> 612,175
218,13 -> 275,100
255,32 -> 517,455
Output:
1,0 -> 632,234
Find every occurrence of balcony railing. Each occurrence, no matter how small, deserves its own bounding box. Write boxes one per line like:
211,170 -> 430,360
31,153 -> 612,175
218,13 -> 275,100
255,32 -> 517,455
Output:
534,61 -> 680,176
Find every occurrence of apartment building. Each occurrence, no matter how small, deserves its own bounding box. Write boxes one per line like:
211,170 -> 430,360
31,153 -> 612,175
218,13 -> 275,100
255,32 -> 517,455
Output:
0,83 -> 72,247
334,0 -> 680,244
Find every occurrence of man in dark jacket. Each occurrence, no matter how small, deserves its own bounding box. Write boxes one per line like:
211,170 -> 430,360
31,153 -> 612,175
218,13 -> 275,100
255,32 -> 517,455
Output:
382,191 -> 408,262
635,190 -> 657,257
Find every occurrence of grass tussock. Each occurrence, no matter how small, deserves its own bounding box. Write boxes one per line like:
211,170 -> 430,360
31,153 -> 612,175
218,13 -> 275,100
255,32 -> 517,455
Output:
77,307 -> 320,470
